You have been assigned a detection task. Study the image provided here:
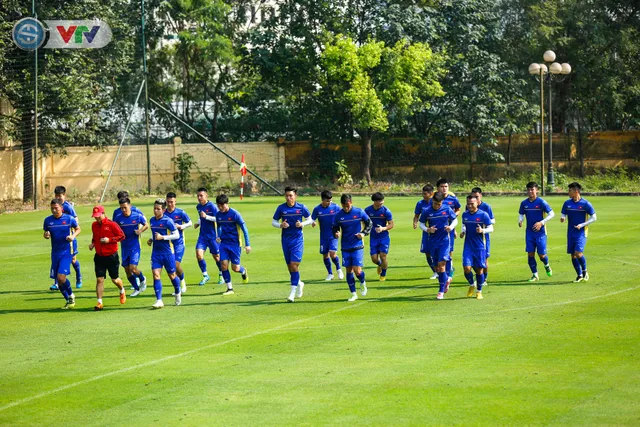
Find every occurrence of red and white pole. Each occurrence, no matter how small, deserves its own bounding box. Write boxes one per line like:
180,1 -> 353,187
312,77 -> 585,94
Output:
239,153 -> 247,200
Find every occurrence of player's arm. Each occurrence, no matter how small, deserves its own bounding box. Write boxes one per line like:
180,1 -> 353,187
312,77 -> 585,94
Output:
156,229 -> 179,241
518,214 -> 525,227
576,213 -> 597,229
460,223 -> 466,238
68,224 -> 81,241
112,223 -> 125,243
445,217 -> 458,232
360,214 -> 373,236
331,217 -> 341,238
533,210 -> 554,231
239,221 -> 251,253
297,216 -> 314,228
136,221 -> 149,235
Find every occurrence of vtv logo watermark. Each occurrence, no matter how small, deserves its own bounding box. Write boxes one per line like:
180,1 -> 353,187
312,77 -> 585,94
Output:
47,20 -> 112,48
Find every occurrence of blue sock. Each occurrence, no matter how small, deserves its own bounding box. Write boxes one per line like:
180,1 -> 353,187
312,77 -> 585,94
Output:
171,276 -> 181,293
578,255 -> 587,272
179,272 -> 184,281
572,258 -> 582,276
216,260 -> 223,275
239,266 -> 246,276
464,271 -> 474,285
346,273 -> 356,293
484,268 -> 488,280
377,259 -> 382,266
323,258 -> 332,274
64,279 -> 73,295
72,260 -> 81,281
290,271 -> 300,287
528,256 -> 538,274
332,256 -> 341,269
540,255 -> 549,266
128,275 -> 140,291
381,269 -> 387,277
136,271 -> 146,284
476,273 -> 485,291
154,279 -> 162,299
58,282 -> 69,300
222,269 -> 232,284
446,260 -> 452,277
357,271 -> 365,283
198,259 -> 207,273
438,272 -> 448,293
426,255 -> 435,272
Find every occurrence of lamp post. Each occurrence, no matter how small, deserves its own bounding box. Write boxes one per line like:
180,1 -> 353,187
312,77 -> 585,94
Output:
529,51 -> 571,195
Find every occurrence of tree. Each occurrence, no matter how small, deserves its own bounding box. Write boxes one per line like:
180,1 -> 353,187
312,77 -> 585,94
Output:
321,35 -> 445,183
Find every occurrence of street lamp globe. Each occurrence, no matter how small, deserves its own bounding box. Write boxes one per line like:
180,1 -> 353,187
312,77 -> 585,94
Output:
529,63 -> 541,75
538,63 -> 548,74
543,50 -> 556,62
561,63 -> 572,74
550,62 -> 562,74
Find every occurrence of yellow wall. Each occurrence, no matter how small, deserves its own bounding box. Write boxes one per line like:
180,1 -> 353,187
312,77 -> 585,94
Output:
0,150 -> 24,200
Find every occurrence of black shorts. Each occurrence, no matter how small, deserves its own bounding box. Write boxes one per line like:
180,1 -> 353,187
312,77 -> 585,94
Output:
94,253 -> 120,279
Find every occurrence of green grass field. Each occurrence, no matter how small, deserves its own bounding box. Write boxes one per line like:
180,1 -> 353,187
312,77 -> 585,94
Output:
1,195 -> 639,426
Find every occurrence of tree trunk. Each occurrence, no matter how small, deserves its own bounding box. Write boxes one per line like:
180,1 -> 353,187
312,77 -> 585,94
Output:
360,130 -> 372,185
507,131 -> 512,166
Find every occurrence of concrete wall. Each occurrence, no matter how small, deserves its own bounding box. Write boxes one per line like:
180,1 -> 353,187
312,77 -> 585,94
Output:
0,150 -> 24,200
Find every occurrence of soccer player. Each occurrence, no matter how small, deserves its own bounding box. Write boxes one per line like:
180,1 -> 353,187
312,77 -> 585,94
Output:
215,194 -> 251,295
272,186 -> 313,302
166,192 -> 192,294
518,182 -> 554,281
459,195 -> 494,299
311,190 -> 344,281
50,186 -> 82,290
560,182 -> 597,282
113,197 -> 148,297
146,198 -> 182,309
365,192 -> 394,281
419,193 -> 458,300
414,184 -> 438,279
471,187 -> 495,285
43,198 -> 81,309
434,178 -> 461,279
112,190 -> 145,290
332,194 -> 372,302
89,206 -> 126,310
194,188 -> 223,286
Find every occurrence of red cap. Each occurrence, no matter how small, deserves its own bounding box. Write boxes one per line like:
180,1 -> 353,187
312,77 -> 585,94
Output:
92,205 -> 105,217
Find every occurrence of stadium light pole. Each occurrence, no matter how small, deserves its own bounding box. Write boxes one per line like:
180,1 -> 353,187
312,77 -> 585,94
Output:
530,51 -> 572,194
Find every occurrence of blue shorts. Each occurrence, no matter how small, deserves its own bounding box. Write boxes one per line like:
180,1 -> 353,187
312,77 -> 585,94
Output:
173,241 -> 185,263
50,253 -> 72,279
525,233 -> 548,254
370,235 -> 390,255
430,245 -> 451,264
420,233 -> 431,254
567,234 -> 587,254
462,247 -> 487,269
282,239 -> 304,264
121,246 -> 141,267
151,253 -> 176,274
449,231 -> 456,252
342,248 -> 364,267
319,236 -> 339,255
196,235 -> 220,255
220,243 -> 242,265
72,239 -> 79,256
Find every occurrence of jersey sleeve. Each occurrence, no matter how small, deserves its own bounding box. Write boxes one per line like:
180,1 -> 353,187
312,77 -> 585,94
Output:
181,210 -> 191,223
561,201 -> 568,215
43,218 -> 49,232
385,208 -> 393,221
418,209 -> 428,223
448,207 -> 457,221
483,212 -> 492,226
543,200 -> 553,213
272,205 -> 282,221
166,218 -> 177,232
453,197 -> 461,210
414,201 -> 421,215
518,201 -> 525,215
71,217 -> 79,228
586,201 -> 596,215
311,206 -> 319,220
303,205 -> 311,218
486,205 -> 495,220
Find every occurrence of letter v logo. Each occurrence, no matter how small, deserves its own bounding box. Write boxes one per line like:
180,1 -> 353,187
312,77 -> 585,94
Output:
56,26 -> 76,43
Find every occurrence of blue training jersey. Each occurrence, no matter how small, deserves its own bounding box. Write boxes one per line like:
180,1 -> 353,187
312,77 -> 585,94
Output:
165,207 -> 190,244
561,198 -> 596,238
216,208 -> 250,247
273,202 -> 311,243
113,210 -> 147,250
196,201 -> 218,239
477,201 -> 495,242
44,214 -> 78,255
364,205 -> 393,239
434,193 -> 461,212
62,201 -> 77,218
112,205 -> 143,221
519,197 -> 553,235
462,210 -> 492,251
419,205 -> 457,247
332,206 -> 372,251
312,202 -> 341,241
414,199 -> 431,216
149,215 -> 177,255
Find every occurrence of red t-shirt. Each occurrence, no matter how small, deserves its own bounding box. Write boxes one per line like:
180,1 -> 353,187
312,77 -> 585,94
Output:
92,218 -> 125,256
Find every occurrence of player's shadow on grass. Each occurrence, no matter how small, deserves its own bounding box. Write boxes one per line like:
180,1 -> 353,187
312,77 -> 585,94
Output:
0,289 -> 52,295
484,280 -> 575,287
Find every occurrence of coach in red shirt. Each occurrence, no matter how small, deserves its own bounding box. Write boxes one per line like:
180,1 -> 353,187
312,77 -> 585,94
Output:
89,205 -> 126,311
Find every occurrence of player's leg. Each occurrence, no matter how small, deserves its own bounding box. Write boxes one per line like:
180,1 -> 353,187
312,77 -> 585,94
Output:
95,276 -> 105,310
537,234 -> 552,277
448,231 -> 456,278
462,248 -> 475,297
71,240 -> 82,288
329,238 -> 342,279
379,236 -> 390,280
421,234 -> 437,279
322,247 -> 334,281
344,253 -> 358,302
150,252 -> 165,308
526,234 -> 539,281
57,254 -> 75,308
174,242 -> 187,293
484,239 -> 490,282
474,266 -> 485,300
568,238 -> 583,281
434,246 -> 449,299
163,254 -> 182,305
228,245 -> 247,286
122,251 -> 140,295
195,238 -> 211,285
353,249 -> 367,295
108,254 -> 126,305
575,235 -> 588,280
219,256 -> 234,294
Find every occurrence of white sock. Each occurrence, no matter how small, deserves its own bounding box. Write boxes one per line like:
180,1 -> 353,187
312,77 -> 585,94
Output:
119,288 -> 125,294
289,286 -> 297,299
227,282 -> 233,290
97,298 -> 102,304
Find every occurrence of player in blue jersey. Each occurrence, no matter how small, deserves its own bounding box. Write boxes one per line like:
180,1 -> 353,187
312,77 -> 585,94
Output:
419,193 -> 458,300
166,192 -> 192,294
43,198 -> 81,309
311,190 -> 344,281
435,178 -> 461,280
113,197 -> 149,297
194,188 -> 224,286
365,192 -> 394,281
112,190 -> 145,219
414,184 -> 438,280
560,182 -> 597,282
146,198 -> 183,309
49,186 -> 82,290
332,194 -> 373,302
518,182 -> 554,282
215,194 -> 251,295
272,186 -> 313,302
459,195 -> 494,299
471,187 -> 495,286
